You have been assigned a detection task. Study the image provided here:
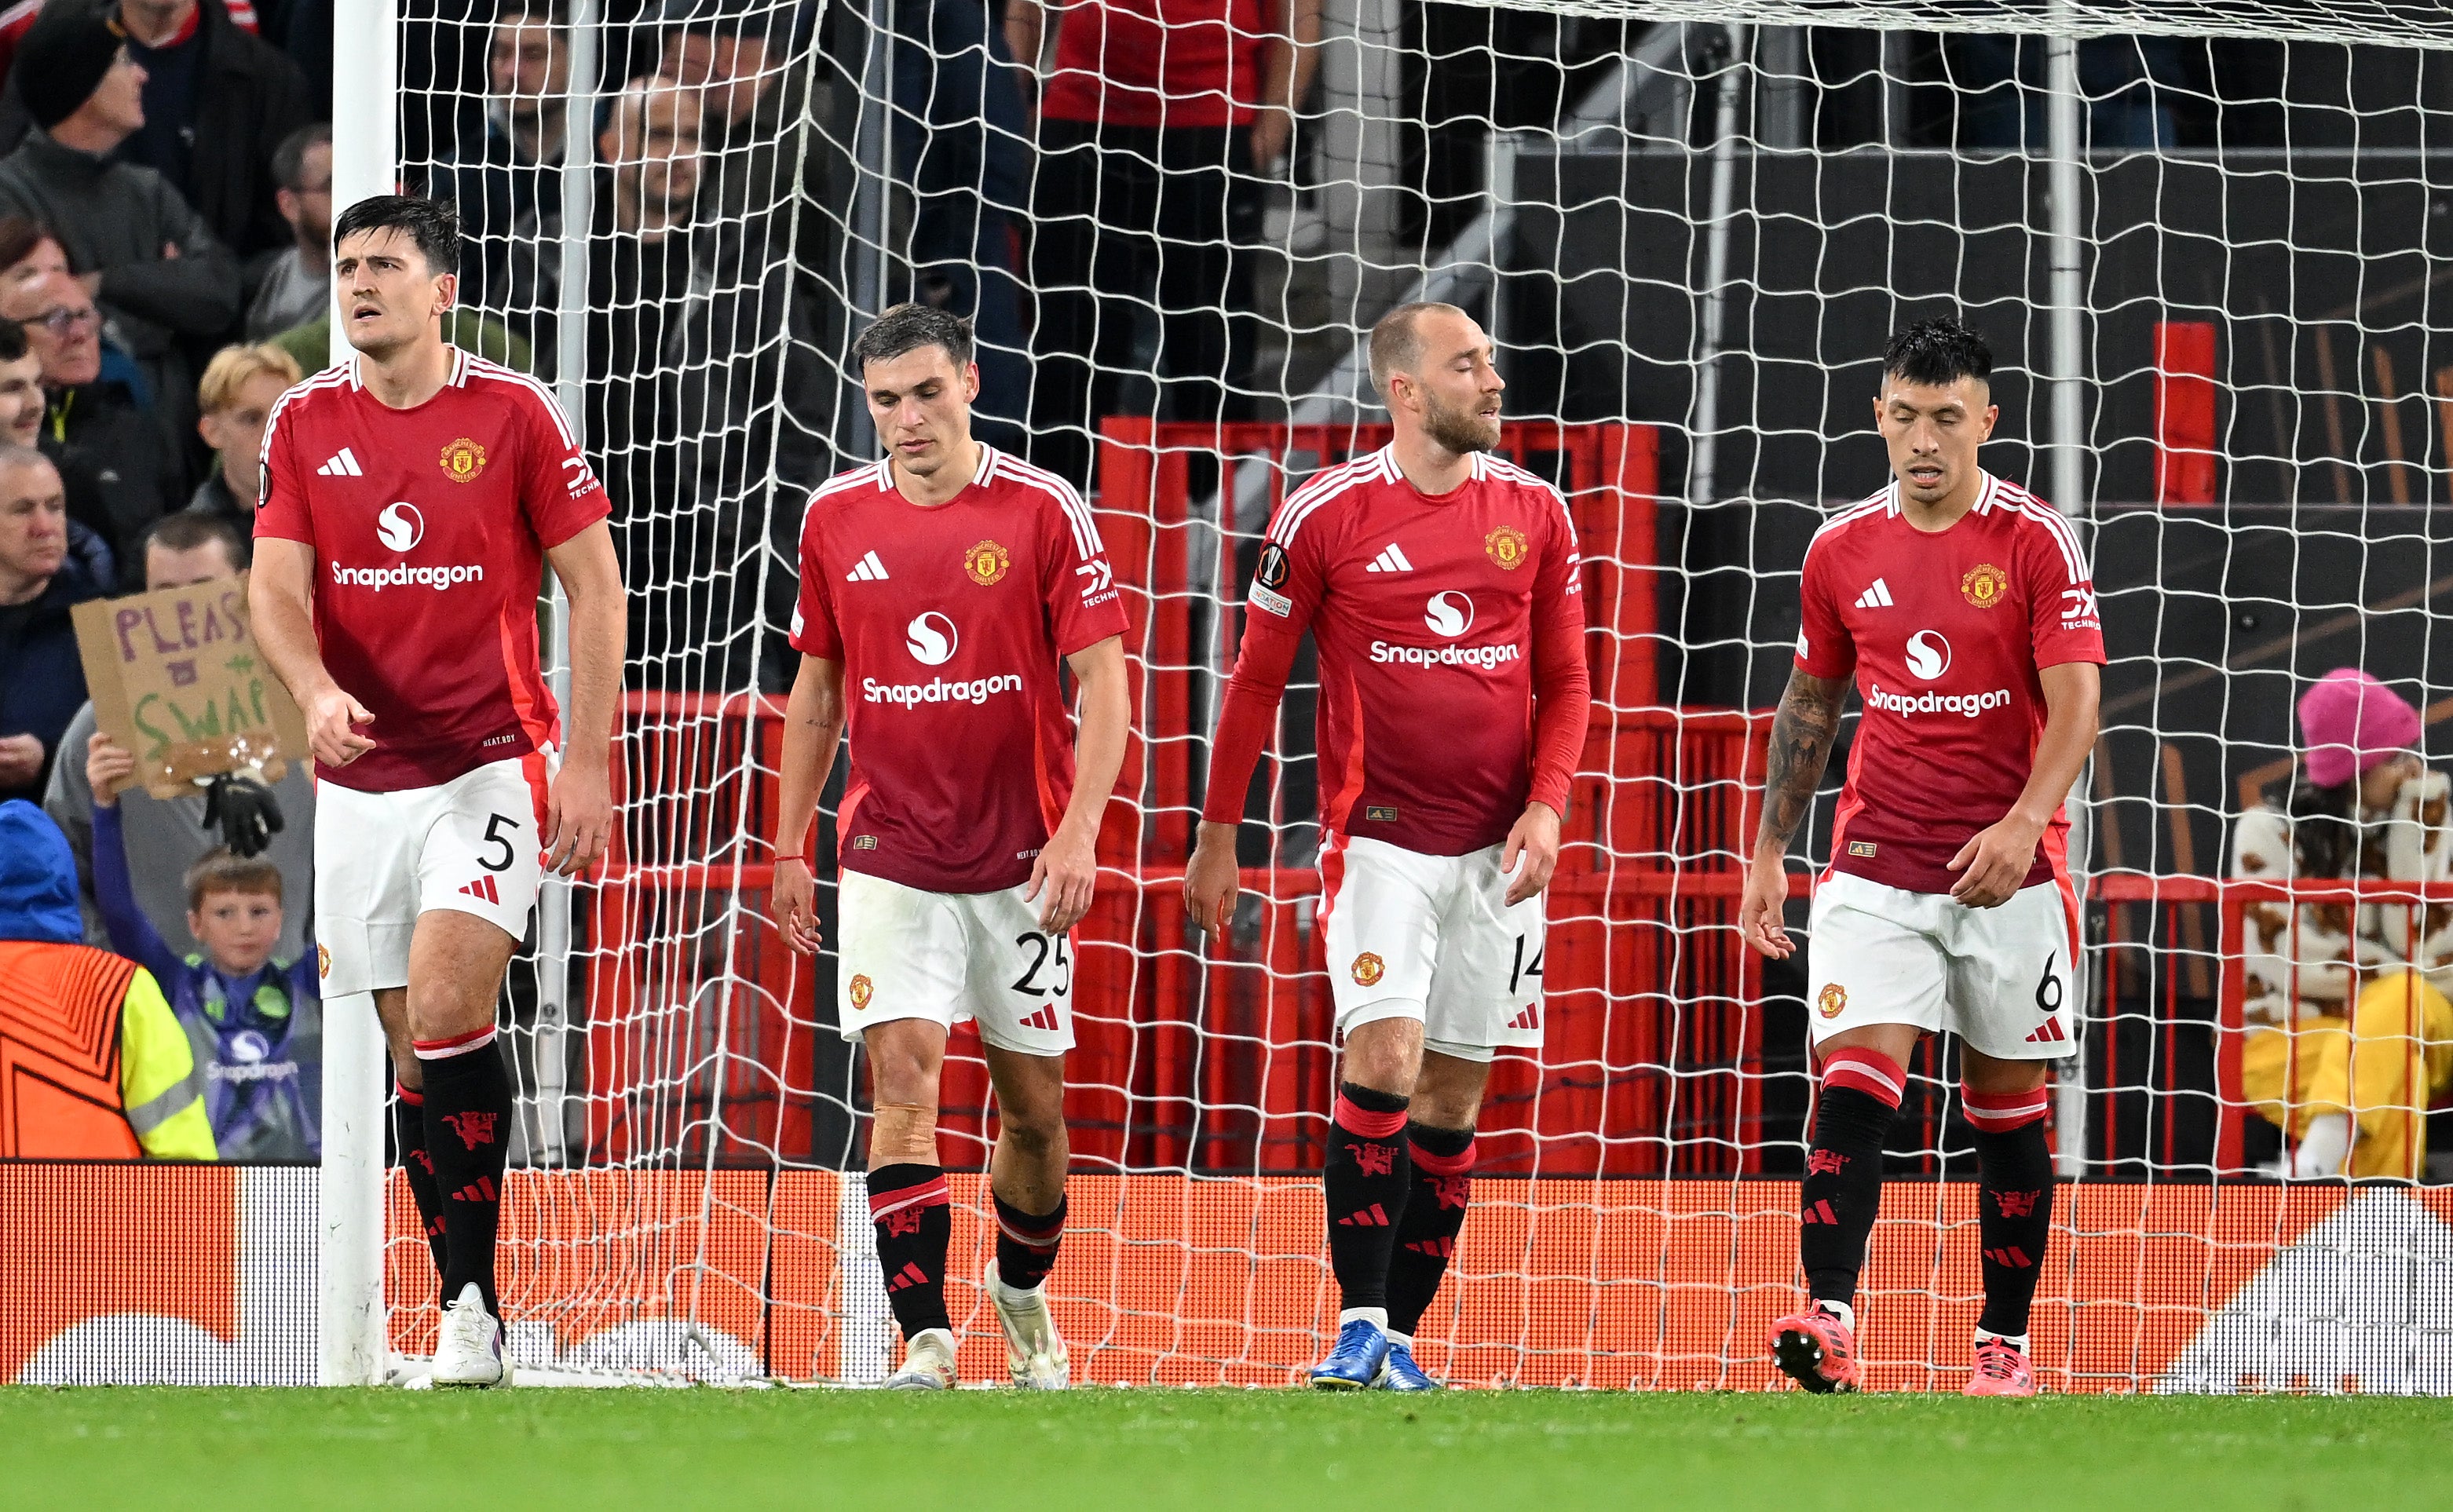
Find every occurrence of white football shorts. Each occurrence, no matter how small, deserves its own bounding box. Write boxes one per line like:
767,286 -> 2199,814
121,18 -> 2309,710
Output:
313,751 -> 552,996
834,868 -> 1073,1057
1805,870 -> 2082,1061
1320,832 -> 1548,1063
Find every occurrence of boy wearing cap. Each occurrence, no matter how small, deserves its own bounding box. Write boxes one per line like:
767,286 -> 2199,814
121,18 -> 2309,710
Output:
2232,667 -> 2453,1181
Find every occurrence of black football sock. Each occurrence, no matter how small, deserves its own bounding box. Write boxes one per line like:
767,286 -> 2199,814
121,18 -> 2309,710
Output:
1386,1121 -> 1475,1338
870,1163 -> 953,1339
417,1032 -> 514,1317
1800,1048 -> 1905,1311
1967,1087 -> 2056,1342
393,1081 -> 448,1287
1324,1083 -> 1413,1315
993,1189 -> 1065,1292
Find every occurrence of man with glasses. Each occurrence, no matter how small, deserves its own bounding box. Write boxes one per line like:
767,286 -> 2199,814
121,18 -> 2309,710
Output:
0,269 -> 177,566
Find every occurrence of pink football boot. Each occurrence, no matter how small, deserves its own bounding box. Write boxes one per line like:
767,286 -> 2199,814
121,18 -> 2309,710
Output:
1768,1306 -> 1861,1394
1963,1340 -> 2038,1397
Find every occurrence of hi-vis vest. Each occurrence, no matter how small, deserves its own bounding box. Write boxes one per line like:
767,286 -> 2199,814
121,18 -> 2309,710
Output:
0,939 -> 212,1158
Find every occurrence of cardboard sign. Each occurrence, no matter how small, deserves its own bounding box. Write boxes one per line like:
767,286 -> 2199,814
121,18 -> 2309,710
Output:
70,573 -> 309,801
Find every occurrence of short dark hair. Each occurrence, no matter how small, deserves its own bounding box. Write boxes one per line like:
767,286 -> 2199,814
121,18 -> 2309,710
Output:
495,0 -> 568,27
1884,317 -> 1992,389
850,302 -> 972,374
185,849 -> 283,911
0,316 -> 25,364
145,511 -> 250,570
0,215 -> 57,276
272,122 -> 331,194
332,194 -> 459,278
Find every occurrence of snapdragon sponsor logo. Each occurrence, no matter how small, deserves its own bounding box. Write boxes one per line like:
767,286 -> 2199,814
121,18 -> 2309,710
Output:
864,673 -> 1025,708
1866,681 -> 2010,718
331,559 -> 485,591
1369,639 -> 1522,671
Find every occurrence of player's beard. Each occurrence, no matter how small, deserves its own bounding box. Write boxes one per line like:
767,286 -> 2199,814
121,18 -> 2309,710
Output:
1420,390 -> 1502,455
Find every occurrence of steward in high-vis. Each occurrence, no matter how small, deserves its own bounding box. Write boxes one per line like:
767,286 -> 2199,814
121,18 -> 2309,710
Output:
0,799 -> 215,1159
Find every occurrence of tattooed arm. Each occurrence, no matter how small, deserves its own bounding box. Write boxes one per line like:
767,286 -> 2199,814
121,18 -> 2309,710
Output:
1740,667 -> 1849,959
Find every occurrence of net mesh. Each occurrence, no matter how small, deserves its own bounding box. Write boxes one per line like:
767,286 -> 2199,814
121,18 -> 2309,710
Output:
263,0 -> 2453,1390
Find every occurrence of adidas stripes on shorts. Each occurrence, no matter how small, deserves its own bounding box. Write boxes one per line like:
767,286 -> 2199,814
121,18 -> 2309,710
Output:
313,751 -> 552,997
1805,870 -> 2082,1061
832,869 -> 1073,1056
1320,832 -> 1549,1063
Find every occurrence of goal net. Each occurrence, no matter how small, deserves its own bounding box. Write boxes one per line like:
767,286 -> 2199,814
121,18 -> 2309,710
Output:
23,0 -> 2453,1393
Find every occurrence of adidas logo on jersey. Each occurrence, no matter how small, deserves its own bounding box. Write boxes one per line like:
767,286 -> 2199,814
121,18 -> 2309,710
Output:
2023,1017 -> 2068,1045
316,447 -> 364,477
1855,578 -> 1895,609
1365,543 -> 1414,573
1017,1003 -> 1061,1033
1507,1005 -> 1539,1032
459,875 -> 502,905
846,550 -> 890,582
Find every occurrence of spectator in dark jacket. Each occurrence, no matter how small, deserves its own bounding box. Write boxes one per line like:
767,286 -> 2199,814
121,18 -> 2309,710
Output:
0,4 -> 243,451
0,441 -> 97,802
426,0 -> 568,329
0,309 -> 106,583
184,338 -> 293,527
2,269 -> 179,561
0,0 -> 305,258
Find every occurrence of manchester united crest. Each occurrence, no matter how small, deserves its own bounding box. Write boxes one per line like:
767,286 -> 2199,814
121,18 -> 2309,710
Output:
849,973 -> 874,1010
963,539 -> 1011,586
1816,982 -> 1848,1020
1351,951 -> 1386,987
1961,562 -> 2009,608
1484,524 -> 1530,571
440,437 -> 488,483
317,944 -> 331,980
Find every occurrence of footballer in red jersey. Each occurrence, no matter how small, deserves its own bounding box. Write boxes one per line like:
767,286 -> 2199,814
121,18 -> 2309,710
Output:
769,305 -> 1129,1391
250,195 -> 626,1386
1741,318 -> 2104,1399
1185,302 -> 1591,1391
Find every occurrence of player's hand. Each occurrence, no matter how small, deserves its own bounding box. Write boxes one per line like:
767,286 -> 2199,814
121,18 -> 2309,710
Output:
543,759 -> 613,877
1027,820 -> 1099,935
1250,106 -> 1292,170
771,857 -> 821,955
305,685 -> 378,766
1183,820 -> 1241,940
0,732 -> 43,787
1501,801 -> 1563,907
86,731 -> 136,808
1741,849 -> 1794,959
1947,813 -> 2045,909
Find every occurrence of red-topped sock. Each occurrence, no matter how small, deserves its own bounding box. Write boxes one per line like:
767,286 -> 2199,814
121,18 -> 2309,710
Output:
393,1081 -> 448,1287
993,1190 -> 1065,1292
1323,1083 -> 1412,1317
416,1028 -> 512,1317
1385,1121 -> 1475,1339
869,1163 -> 952,1339
1965,1084 -> 2055,1346
1800,1046 -> 1906,1311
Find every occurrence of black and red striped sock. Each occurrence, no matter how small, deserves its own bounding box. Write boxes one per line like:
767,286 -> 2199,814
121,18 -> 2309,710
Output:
1323,1083 -> 1412,1315
393,1081 -> 448,1287
1966,1085 -> 2055,1343
417,1028 -> 512,1317
1386,1122 -> 1475,1338
870,1163 -> 952,1339
993,1190 -> 1065,1292
1800,1046 -> 1905,1310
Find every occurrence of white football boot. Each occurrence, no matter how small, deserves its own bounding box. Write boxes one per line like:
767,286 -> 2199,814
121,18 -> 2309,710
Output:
883,1327 -> 958,1390
432,1282 -> 508,1387
986,1261 -> 1069,1390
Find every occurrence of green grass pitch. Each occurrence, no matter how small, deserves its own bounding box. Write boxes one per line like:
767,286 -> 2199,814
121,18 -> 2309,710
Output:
6,1386 -> 2443,1508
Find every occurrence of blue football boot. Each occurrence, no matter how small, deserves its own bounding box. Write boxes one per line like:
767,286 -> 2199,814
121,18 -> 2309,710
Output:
1373,1338 -> 1439,1392
1308,1317 -> 1391,1390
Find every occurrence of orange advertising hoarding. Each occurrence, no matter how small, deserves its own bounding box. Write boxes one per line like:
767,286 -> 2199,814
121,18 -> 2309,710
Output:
8,1164 -> 2448,1391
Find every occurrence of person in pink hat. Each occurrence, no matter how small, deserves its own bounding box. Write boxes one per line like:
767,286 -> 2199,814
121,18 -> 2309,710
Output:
2229,667 -> 2452,1180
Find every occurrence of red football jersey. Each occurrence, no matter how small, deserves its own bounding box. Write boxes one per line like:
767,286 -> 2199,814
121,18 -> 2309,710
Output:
1796,471 -> 2107,896
789,446 -> 1130,895
1204,447 -> 1589,856
254,350 -> 610,793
